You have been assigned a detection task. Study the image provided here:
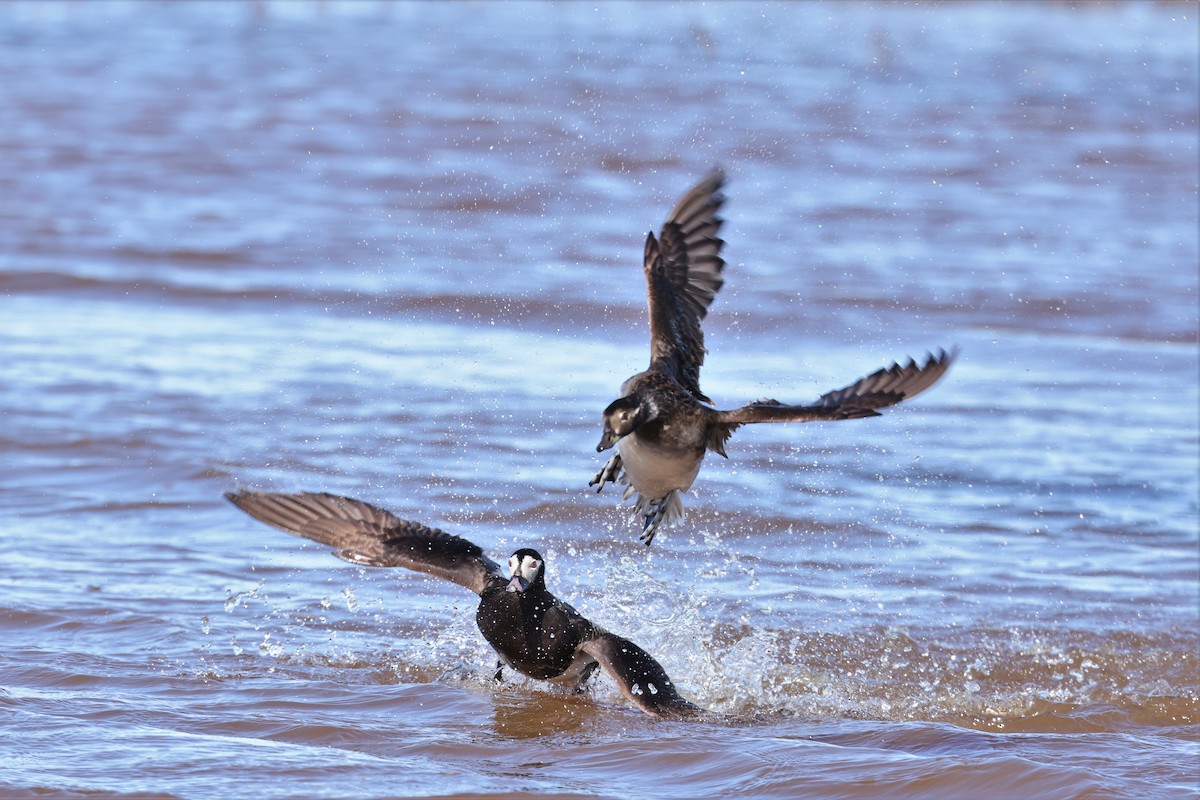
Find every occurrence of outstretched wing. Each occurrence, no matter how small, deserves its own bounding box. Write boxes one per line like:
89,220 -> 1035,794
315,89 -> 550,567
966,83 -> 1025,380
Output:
580,632 -> 705,720
716,347 -> 957,429
224,490 -> 505,595
645,169 -> 726,402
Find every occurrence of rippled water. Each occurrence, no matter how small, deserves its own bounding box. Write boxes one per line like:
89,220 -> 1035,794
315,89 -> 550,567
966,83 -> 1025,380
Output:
2,2 -> 1197,798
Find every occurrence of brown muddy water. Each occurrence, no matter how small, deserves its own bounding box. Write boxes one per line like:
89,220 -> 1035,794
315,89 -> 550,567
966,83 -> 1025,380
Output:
1,2 -> 1197,798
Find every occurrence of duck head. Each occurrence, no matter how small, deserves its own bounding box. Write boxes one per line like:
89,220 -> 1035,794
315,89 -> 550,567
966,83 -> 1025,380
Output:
506,548 -> 545,593
597,395 -> 655,451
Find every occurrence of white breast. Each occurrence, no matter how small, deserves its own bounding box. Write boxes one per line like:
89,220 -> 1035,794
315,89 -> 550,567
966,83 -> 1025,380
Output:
617,434 -> 703,500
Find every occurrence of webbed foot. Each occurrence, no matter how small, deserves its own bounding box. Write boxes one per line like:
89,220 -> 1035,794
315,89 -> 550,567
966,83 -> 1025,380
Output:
575,660 -> 600,693
639,499 -> 669,546
636,490 -> 684,546
589,452 -> 623,493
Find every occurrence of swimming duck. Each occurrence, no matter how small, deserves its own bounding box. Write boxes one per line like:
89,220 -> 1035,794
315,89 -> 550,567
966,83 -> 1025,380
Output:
225,489 -> 705,719
591,170 -> 956,544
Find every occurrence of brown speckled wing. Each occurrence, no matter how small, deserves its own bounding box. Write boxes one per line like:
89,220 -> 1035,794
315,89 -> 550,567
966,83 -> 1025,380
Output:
580,632 -> 705,720
644,170 -> 726,402
225,490 -> 504,595
718,348 -> 957,426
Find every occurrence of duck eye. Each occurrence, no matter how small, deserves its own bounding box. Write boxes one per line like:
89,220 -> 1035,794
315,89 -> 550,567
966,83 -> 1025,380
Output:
529,559 -> 540,570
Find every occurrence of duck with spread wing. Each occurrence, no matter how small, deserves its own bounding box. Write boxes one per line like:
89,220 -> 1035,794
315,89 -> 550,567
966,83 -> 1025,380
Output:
226,490 -> 705,719
591,170 -> 956,544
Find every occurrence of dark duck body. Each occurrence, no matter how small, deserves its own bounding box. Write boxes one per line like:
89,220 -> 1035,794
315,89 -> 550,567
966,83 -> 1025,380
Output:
226,490 -> 704,719
592,170 -> 956,544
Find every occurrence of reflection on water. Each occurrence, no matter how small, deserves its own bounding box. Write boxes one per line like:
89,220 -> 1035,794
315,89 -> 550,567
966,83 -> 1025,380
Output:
0,1 -> 1196,798
488,690 -> 602,741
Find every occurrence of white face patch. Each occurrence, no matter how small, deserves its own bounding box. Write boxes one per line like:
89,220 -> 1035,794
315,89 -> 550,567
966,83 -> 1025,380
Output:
508,554 -> 541,581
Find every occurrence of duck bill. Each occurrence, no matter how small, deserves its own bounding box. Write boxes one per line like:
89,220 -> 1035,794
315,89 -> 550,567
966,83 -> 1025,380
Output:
506,575 -> 529,593
596,431 -> 618,452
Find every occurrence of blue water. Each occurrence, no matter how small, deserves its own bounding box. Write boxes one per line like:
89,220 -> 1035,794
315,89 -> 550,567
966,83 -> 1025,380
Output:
1,2 -> 1197,798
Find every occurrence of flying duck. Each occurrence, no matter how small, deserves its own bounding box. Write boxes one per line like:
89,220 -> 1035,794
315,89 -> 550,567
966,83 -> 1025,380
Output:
591,170 -> 956,544
225,490 -> 705,719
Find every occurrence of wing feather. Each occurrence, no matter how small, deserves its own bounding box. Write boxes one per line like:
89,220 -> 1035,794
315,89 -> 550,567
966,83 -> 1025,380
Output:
224,490 -> 504,595
644,170 -> 727,401
580,632 -> 704,720
717,347 -> 957,426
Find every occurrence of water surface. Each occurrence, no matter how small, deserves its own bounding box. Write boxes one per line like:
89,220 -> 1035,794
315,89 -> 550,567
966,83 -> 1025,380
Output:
1,2 -> 1197,798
